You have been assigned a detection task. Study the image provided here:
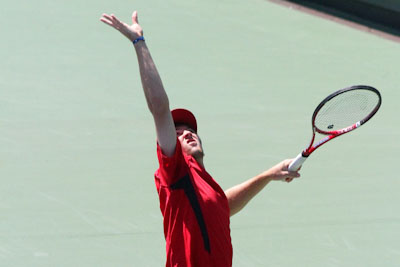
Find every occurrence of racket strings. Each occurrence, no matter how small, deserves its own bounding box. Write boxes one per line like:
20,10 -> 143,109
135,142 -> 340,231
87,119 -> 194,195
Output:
314,89 -> 380,132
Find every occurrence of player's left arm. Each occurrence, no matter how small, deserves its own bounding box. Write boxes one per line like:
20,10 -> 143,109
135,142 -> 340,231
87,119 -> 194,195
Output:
224,159 -> 300,216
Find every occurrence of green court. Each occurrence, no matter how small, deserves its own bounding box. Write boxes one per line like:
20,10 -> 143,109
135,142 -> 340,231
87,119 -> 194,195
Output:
1,0 -> 399,266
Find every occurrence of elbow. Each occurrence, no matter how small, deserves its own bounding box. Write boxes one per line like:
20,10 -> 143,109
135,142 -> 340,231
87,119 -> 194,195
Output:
145,91 -> 170,116
228,204 -> 242,217
225,192 -> 241,217
149,97 -> 170,117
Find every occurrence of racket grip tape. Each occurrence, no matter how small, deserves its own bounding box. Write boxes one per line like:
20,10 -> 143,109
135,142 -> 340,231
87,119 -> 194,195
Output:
288,152 -> 308,172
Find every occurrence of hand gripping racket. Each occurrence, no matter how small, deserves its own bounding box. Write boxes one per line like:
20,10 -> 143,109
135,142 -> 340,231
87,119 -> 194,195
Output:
288,85 -> 382,172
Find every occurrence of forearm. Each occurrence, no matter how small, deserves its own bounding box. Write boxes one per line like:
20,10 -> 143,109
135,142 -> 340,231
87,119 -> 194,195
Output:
225,172 -> 273,217
134,41 -> 170,114
100,12 -> 170,115
100,11 -> 177,154
225,160 -> 300,216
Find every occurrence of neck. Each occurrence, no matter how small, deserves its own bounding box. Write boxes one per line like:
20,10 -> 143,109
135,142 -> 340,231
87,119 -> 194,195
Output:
193,155 -> 205,168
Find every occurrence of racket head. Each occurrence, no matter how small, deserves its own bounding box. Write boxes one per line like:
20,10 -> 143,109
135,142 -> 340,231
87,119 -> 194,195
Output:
311,85 -> 382,135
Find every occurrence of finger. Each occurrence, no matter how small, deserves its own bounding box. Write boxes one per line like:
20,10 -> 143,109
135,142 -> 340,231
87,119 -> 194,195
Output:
110,14 -> 122,24
281,171 -> 300,179
283,160 -> 291,169
100,14 -> 115,24
103,14 -> 118,24
102,13 -> 113,20
288,171 -> 301,178
100,17 -> 113,26
132,11 -> 138,24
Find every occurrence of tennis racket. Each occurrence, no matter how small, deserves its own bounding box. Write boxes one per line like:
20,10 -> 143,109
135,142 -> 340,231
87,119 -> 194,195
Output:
288,85 -> 382,172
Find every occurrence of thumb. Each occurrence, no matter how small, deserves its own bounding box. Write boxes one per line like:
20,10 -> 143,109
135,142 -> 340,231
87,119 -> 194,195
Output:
132,11 -> 139,24
289,171 -> 301,178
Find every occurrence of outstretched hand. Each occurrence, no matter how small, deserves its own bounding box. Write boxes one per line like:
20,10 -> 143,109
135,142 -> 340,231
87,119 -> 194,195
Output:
267,159 -> 301,183
100,11 -> 143,42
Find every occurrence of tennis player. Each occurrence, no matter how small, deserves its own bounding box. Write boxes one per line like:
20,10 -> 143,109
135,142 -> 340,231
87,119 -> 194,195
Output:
100,10 -> 301,267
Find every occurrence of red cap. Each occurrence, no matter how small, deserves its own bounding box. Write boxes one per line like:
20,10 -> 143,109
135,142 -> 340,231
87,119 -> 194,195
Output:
171,108 -> 197,132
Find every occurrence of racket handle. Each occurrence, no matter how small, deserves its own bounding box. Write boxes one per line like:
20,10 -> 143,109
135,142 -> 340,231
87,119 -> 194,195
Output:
288,153 -> 308,171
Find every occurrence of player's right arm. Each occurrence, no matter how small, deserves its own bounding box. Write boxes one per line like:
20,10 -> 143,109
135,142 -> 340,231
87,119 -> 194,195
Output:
224,160 -> 300,216
100,11 -> 176,157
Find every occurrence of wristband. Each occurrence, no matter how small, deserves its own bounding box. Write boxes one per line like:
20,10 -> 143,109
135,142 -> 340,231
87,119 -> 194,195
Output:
133,36 -> 145,45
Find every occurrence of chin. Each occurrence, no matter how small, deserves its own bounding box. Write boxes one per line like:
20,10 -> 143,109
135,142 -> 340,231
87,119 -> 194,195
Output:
192,150 -> 204,158
187,147 -> 204,158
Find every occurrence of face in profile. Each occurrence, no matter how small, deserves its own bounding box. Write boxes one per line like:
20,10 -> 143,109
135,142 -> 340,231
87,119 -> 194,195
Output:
175,124 -> 204,159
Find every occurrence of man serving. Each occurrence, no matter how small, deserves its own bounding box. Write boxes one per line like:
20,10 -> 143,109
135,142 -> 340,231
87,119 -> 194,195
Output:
100,10 -> 300,267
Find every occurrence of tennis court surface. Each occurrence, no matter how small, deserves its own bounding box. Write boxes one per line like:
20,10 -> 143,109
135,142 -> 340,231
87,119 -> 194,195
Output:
1,0 -> 399,266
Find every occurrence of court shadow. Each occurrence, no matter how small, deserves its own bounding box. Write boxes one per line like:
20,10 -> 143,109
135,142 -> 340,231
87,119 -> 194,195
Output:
276,0 -> 400,41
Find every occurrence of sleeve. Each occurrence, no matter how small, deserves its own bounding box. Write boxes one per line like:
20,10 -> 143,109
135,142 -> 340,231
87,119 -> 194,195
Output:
156,139 -> 188,186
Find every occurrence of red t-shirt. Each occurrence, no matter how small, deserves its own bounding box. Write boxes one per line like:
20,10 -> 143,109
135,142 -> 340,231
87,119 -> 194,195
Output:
154,140 -> 233,267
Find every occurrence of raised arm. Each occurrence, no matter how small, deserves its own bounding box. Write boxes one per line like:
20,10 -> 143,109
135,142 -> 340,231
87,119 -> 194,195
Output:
224,159 -> 300,216
100,11 -> 177,156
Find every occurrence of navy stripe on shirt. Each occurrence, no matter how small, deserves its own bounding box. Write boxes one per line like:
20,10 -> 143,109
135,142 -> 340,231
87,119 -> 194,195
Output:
170,173 -> 211,253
